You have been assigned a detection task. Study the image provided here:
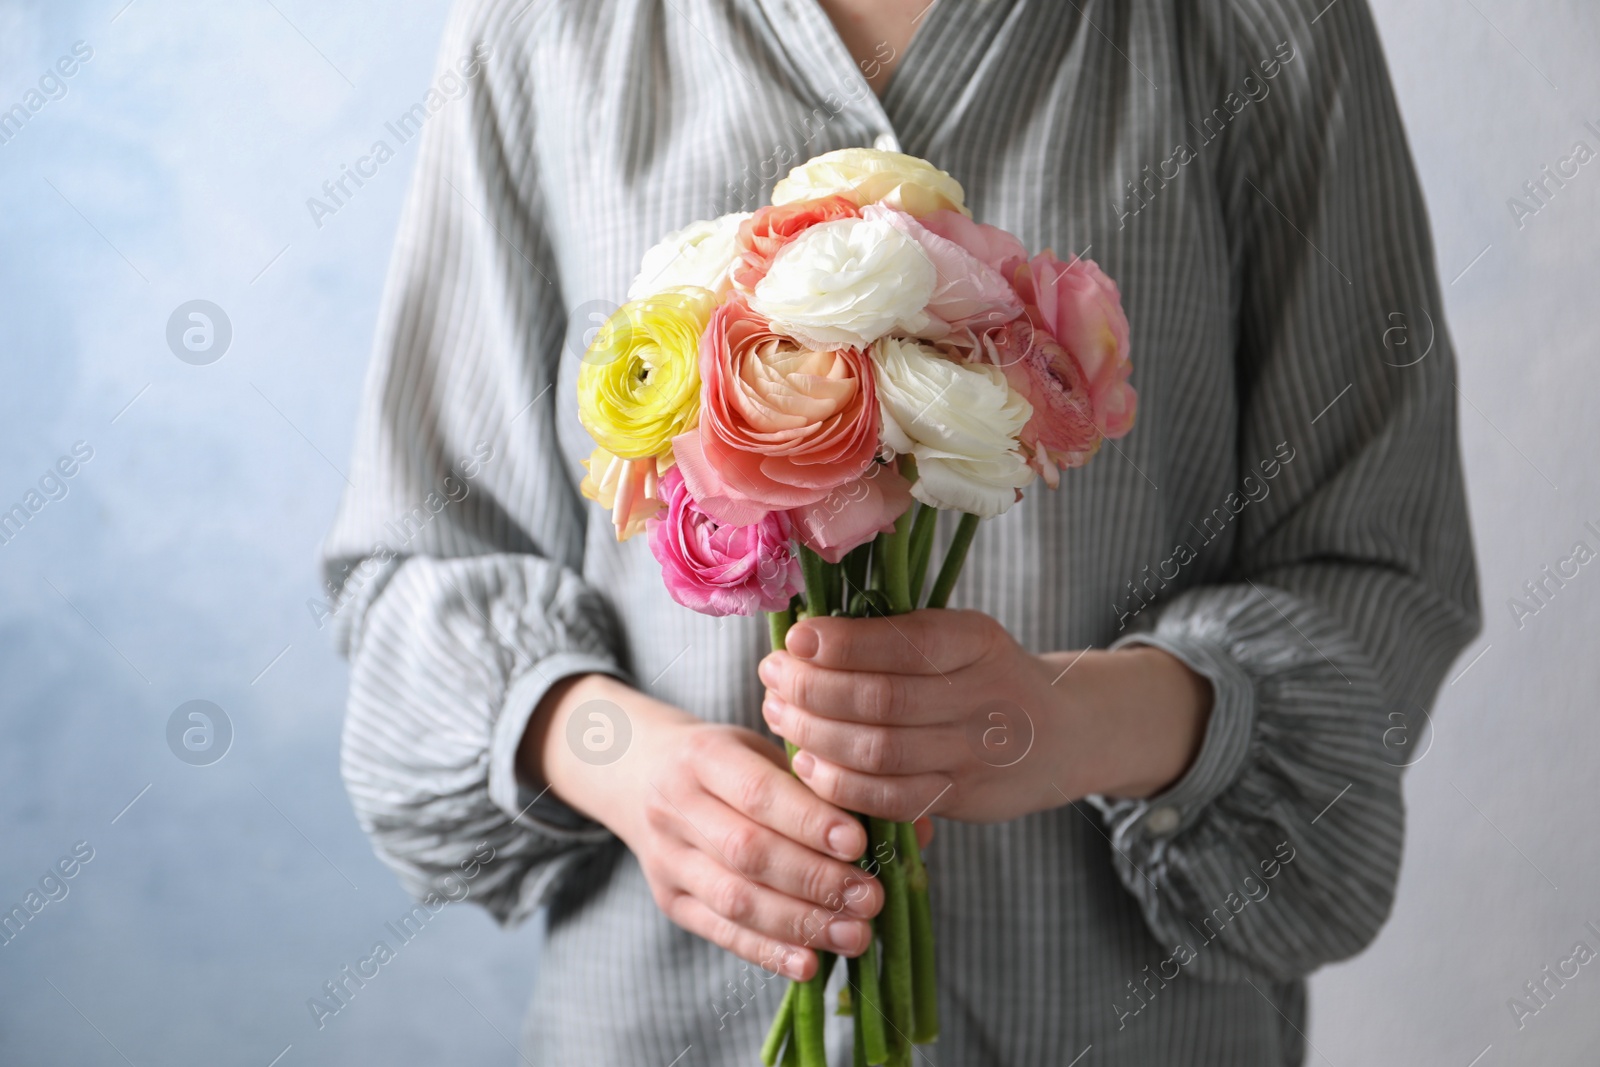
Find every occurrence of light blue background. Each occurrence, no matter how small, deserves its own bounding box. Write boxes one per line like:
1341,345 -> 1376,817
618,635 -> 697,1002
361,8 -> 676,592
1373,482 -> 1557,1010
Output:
0,2 -> 537,1064
2,1 -> 1597,1065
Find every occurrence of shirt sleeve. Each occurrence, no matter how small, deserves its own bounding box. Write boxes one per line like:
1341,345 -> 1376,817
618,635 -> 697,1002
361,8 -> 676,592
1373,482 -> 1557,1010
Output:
1088,0 -> 1482,983
319,0 -> 623,927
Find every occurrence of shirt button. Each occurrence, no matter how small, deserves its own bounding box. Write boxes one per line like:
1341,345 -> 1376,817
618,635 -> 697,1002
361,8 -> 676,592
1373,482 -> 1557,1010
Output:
1144,806 -> 1180,835
872,131 -> 901,153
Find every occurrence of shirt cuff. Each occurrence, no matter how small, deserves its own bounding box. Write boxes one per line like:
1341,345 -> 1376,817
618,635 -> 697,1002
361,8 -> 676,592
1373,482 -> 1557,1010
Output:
489,651 -> 629,841
1100,629 -> 1257,840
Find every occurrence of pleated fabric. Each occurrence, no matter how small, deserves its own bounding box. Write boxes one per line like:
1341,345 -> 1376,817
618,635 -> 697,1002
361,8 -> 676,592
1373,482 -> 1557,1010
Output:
320,0 -> 1482,1062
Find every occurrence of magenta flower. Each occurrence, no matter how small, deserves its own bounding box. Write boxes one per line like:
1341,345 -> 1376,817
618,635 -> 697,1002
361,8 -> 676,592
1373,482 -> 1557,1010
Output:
648,467 -> 803,617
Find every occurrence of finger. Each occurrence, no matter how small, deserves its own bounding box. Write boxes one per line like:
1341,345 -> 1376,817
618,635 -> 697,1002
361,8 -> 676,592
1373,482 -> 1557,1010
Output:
759,656 -> 954,726
915,816 -> 934,850
699,732 -> 870,861
763,693 -> 956,775
779,609 -> 998,675
673,845 -> 875,958
790,750 -> 953,824
668,789 -> 880,920
663,890 -> 815,980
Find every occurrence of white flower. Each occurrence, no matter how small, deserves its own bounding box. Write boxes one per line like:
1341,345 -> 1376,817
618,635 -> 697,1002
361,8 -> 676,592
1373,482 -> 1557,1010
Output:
872,337 -> 1035,518
772,147 -> 969,218
749,217 -> 937,350
627,212 -> 750,300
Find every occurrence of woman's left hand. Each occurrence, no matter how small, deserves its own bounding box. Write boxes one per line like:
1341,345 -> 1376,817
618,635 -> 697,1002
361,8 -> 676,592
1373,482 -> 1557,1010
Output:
759,609 -> 1214,824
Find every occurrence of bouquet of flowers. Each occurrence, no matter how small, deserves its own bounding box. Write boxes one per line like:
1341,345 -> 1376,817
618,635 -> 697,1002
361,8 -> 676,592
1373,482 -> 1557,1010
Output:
577,148 -> 1135,1066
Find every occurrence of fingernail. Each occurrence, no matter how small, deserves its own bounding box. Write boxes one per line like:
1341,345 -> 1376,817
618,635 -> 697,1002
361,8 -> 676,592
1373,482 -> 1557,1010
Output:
786,626 -> 819,660
791,751 -> 815,778
843,883 -> 878,918
762,696 -> 785,730
758,656 -> 781,686
827,823 -> 858,859
781,950 -> 808,980
825,919 -> 867,953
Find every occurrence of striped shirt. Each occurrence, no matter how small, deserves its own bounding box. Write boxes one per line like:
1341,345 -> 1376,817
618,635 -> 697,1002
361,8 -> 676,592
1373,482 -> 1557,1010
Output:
321,0 -> 1481,1062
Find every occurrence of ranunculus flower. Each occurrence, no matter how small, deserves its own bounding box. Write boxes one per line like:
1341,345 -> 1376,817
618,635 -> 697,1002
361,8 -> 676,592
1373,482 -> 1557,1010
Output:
749,217 -> 937,350
628,213 -> 750,300
788,462 -> 914,564
1009,253 -> 1137,440
648,467 -> 803,617
872,337 -> 1035,518
732,194 -> 860,291
772,147 -> 970,218
981,318 -> 1101,486
580,445 -> 665,540
672,295 -> 881,525
578,287 -> 716,460
918,209 -> 1028,279
861,203 -> 1022,343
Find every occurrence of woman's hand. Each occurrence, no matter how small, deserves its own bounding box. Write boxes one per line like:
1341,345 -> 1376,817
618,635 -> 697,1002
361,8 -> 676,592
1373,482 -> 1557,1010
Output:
522,674 -> 930,980
758,610 -> 1214,824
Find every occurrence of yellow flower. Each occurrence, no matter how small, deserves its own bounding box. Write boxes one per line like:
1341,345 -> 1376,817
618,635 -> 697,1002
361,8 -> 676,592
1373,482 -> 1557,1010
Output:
578,287 -> 715,460
771,148 -> 970,218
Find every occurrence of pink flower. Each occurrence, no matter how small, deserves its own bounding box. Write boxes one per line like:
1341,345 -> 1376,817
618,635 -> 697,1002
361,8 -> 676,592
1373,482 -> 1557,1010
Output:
673,295 -> 881,525
918,209 -> 1029,280
787,462 -> 914,563
732,194 -> 861,291
648,467 -> 802,617
981,318 -> 1100,485
1009,252 -> 1136,440
861,204 -> 1022,343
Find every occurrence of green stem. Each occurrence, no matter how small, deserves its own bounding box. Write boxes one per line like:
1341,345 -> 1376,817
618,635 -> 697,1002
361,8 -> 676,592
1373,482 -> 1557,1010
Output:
869,817 -> 913,1063
842,541 -> 872,604
869,532 -> 887,594
852,982 -> 868,1067
795,951 -> 835,1067
896,821 -> 939,1043
799,544 -> 831,618
768,606 -> 794,654
905,504 -> 937,609
771,607 -> 798,765
855,929 -> 889,1063
847,956 -> 864,1067
882,507 -> 914,615
924,512 -> 980,610
761,982 -> 797,1066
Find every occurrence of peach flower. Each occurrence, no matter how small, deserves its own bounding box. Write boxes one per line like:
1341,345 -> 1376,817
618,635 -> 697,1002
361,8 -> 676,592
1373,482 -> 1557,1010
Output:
731,194 -> 860,291
672,295 -> 882,525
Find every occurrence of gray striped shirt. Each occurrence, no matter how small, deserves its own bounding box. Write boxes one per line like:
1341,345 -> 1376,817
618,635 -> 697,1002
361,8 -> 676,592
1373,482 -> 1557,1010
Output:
321,0 -> 1481,1062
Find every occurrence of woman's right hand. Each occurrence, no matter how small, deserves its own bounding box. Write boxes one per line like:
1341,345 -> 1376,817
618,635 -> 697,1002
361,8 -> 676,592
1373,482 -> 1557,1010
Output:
521,673 -> 884,980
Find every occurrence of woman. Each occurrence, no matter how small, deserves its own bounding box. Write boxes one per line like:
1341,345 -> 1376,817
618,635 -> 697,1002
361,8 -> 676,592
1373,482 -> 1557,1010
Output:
321,0 -> 1481,1062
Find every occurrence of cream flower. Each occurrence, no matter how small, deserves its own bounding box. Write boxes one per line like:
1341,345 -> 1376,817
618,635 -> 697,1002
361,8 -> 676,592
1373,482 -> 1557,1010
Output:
749,217 -> 937,350
772,147 -> 969,218
580,446 -> 666,540
872,337 -> 1035,518
627,212 -> 751,300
